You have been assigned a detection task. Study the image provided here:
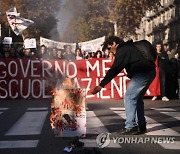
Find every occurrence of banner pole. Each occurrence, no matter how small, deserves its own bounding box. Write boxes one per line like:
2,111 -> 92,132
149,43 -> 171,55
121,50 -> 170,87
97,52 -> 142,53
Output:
8,27 -> 11,37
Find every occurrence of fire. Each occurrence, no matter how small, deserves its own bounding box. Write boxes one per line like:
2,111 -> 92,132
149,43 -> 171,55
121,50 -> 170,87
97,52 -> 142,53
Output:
62,78 -> 73,88
50,77 -> 86,137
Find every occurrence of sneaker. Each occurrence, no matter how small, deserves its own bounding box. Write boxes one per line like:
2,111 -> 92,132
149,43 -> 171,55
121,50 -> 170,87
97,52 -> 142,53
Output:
138,123 -> 147,134
120,127 -> 139,135
68,136 -> 84,148
162,96 -> 169,101
64,146 -> 73,153
152,96 -> 157,101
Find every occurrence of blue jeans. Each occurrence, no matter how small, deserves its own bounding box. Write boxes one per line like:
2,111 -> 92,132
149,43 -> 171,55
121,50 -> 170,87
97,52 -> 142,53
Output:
124,69 -> 156,129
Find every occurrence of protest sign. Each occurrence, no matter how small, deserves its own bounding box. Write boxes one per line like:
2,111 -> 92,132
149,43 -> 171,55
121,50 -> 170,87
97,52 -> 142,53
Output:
2,37 -> 12,45
24,38 -> 37,49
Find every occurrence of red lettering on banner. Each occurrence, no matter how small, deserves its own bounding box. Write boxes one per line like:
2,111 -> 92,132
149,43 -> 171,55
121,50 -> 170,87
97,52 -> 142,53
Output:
0,59 -> 160,99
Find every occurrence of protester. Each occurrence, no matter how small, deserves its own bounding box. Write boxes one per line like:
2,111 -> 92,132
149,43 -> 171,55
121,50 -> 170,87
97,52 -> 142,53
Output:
23,48 -> 32,58
57,49 -> 64,59
46,48 -> 52,59
4,51 -> 10,58
166,49 -> 179,99
166,48 -> 171,59
10,47 -> 19,58
91,36 -> 156,135
108,51 -> 115,60
152,42 -> 170,101
63,45 -> 75,60
101,50 -> 106,58
84,51 -> 90,59
37,45 -> 49,59
51,48 -> 58,59
81,50 -> 86,59
175,51 -> 180,99
75,48 -> 83,60
90,52 -> 96,58
18,47 -> 25,58
0,44 -> 3,58
2,44 -> 10,57
95,50 -> 102,58
30,49 -> 37,59
104,49 -> 109,58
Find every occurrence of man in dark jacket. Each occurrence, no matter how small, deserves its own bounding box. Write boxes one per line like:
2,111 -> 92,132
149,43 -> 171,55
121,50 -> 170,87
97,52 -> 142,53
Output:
91,36 -> 156,135
63,45 -> 75,60
152,43 -> 170,101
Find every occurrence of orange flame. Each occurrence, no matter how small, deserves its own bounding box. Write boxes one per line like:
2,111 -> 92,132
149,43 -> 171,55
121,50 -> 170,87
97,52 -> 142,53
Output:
50,78 -> 86,137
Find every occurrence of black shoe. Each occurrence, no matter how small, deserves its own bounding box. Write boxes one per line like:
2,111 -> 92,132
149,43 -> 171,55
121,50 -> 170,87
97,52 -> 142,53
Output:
120,127 -> 139,135
138,123 -> 147,134
68,136 -> 84,148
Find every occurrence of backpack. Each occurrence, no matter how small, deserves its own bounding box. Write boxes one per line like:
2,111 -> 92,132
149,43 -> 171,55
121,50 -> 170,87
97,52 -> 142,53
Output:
134,40 -> 157,62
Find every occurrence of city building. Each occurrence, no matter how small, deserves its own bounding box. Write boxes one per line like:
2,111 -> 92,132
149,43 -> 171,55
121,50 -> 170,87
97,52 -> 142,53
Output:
136,0 -> 179,50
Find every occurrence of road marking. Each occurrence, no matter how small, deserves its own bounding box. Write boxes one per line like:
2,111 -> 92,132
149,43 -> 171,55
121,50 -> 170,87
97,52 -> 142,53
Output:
79,139 -> 121,148
151,108 -> 180,120
160,112 -> 180,121
151,108 -> 176,111
158,141 -> 180,150
0,108 -> 9,111
27,107 -> 48,111
79,111 -> 121,148
0,108 -> 8,116
5,111 -> 48,135
0,140 -> 39,149
110,107 -> 125,111
110,107 -> 126,119
86,111 -> 109,134
110,107 -> 180,136
145,116 -> 180,136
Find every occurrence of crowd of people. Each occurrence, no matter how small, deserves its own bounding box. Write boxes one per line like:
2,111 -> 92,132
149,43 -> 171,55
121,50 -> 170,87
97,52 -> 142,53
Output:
0,41 -> 179,100
0,44 -> 115,60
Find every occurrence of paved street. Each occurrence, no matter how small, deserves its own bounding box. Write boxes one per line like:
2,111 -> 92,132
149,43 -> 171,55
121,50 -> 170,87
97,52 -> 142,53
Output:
0,98 -> 180,154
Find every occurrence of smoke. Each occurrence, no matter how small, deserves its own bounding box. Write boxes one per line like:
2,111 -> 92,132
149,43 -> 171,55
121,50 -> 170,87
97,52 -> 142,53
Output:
55,0 -> 86,42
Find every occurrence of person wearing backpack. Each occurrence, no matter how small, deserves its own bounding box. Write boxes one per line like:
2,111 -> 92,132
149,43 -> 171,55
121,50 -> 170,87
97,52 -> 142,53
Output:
91,36 -> 156,135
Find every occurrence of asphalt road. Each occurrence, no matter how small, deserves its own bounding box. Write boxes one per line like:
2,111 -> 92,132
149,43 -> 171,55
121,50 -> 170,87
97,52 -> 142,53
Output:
0,98 -> 179,154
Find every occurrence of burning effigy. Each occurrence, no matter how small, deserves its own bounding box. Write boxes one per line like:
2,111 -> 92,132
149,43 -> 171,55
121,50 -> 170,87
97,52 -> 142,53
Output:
50,78 -> 86,137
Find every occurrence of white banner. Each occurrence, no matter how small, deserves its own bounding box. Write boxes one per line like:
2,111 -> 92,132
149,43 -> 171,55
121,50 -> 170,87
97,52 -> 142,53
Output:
24,38 -> 37,49
40,36 -> 105,53
6,7 -> 34,36
40,37 -> 77,52
79,36 -> 105,52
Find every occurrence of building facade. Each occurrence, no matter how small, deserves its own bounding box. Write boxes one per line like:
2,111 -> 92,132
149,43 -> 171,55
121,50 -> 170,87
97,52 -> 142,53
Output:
136,0 -> 180,50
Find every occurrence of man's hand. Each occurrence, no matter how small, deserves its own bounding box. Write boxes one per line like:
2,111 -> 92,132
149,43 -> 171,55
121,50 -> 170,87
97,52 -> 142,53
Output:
91,85 -> 103,94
